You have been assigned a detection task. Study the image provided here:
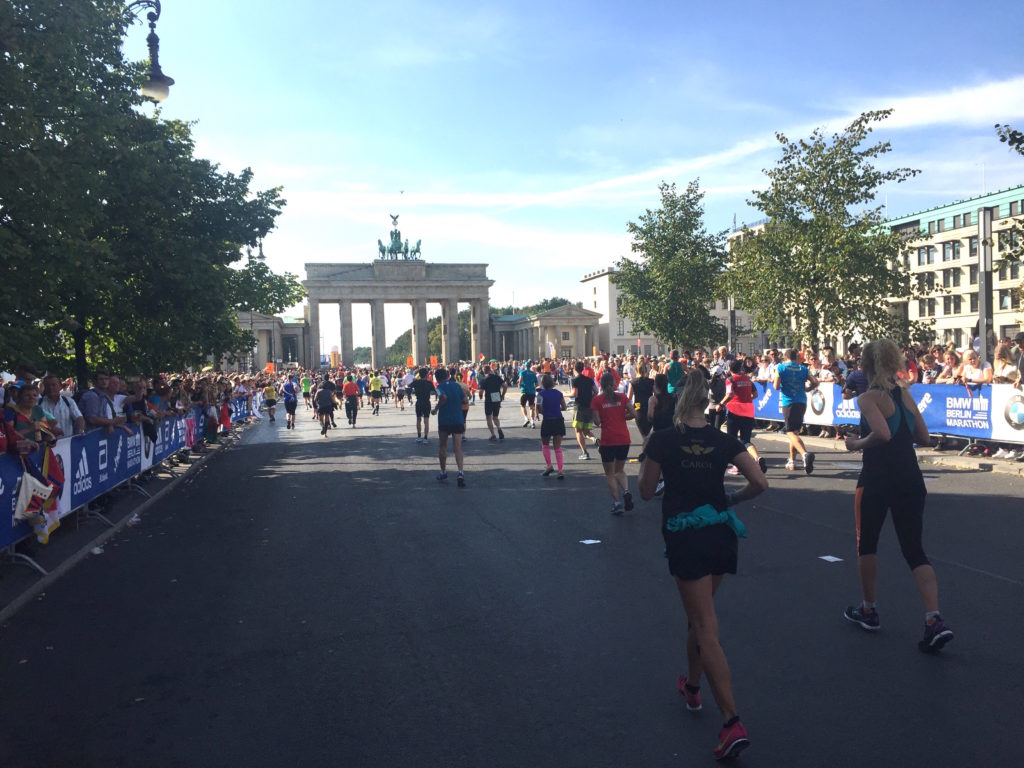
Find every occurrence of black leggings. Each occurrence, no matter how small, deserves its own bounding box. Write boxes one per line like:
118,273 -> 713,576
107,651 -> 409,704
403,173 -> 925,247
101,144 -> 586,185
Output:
855,483 -> 930,569
345,396 -> 358,423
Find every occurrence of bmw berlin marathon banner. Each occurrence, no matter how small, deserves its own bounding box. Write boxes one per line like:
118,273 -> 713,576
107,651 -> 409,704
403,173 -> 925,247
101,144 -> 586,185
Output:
746,382 -> 1024,441
1,399 -> 252,550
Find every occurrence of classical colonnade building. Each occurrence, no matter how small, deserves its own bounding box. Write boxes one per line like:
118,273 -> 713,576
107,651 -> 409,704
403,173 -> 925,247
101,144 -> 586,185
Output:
303,261 -> 493,369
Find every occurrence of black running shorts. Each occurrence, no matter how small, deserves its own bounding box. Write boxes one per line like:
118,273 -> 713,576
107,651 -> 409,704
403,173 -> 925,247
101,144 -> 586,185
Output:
663,524 -> 738,581
540,417 -> 566,438
782,402 -> 806,433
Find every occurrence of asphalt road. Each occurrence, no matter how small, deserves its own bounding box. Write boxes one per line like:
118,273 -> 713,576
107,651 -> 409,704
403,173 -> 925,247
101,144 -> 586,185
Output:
2,396 -> 1022,767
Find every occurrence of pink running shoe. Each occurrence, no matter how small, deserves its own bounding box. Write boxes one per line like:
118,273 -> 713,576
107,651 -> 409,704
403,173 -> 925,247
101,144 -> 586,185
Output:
714,718 -> 750,760
677,675 -> 702,711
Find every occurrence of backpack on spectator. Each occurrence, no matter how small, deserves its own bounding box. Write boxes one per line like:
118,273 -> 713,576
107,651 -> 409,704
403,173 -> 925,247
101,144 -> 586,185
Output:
710,372 -> 727,404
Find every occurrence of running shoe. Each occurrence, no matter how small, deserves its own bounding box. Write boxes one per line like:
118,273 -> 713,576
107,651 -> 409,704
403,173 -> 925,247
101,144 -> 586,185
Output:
457,472 -> 466,488
498,429 -> 505,440
531,421 -> 536,429
489,435 -> 497,442
623,491 -> 634,511
843,604 -> 880,631
437,472 -> 448,482
804,452 -> 815,475
993,448 -> 1008,459
1005,450 -> 1019,460
416,437 -> 424,444
578,452 -> 591,461
611,502 -> 624,516
593,437 -> 600,447
726,465 -> 739,475
918,616 -> 954,653
758,457 -> 768,474
785,460 -> 797,471
557,471 -> 564,480
713,719 -> 750,761
523,419 -> 530,427
542,466 -> 554,477
677,675 -> 702,711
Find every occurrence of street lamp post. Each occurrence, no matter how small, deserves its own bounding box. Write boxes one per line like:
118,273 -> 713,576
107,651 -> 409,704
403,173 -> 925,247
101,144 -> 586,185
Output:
127,1 -> 175,102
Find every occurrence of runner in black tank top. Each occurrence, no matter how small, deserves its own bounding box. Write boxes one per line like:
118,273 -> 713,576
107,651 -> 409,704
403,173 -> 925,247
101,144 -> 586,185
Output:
843,339 -> 953,652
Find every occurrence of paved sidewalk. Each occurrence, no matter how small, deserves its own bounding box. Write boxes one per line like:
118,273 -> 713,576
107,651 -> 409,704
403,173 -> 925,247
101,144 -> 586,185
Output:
756,430 -> 1024,477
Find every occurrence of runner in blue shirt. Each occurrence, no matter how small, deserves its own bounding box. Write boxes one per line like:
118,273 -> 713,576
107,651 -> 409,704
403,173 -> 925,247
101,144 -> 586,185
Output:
519,363 -> 539,429
773,348 -> 819,474
280,377 -> 299,430
432,367 -> 467,487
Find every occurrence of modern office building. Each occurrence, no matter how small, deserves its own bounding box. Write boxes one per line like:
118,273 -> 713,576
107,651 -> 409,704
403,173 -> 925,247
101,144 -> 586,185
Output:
889,185 -> 1023,350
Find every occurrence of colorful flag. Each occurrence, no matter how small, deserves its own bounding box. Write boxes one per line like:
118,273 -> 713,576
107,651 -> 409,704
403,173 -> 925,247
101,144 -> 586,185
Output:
40,444 -> 64,514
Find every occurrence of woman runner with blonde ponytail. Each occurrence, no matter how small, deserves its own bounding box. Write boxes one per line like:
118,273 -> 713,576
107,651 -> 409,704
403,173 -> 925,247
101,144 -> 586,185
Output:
842,339 -> 953,652
639,370 -> 768,760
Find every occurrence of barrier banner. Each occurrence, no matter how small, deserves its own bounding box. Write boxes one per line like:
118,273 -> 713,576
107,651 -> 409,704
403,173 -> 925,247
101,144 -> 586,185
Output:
911,383 -> 991,440
990,385 -> 1024,442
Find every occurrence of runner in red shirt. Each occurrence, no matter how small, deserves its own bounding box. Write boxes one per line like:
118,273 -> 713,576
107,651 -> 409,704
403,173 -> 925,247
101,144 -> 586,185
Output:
591,372 -> 635,514
341,375 -> 360,427
719,359 -> 767,474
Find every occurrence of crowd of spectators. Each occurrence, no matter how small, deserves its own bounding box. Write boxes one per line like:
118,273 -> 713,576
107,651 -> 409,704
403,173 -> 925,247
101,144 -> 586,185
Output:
1,365 -> 282,457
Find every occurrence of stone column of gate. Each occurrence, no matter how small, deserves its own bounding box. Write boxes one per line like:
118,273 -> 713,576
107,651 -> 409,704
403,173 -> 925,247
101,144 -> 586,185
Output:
442,298 -> 460,363
576,325 -> 585,360
308,298 -> 320,369
339,300 -> 354,368
471,297 -> 490,362
370,299 -> 387,370
411,300 -> 428,366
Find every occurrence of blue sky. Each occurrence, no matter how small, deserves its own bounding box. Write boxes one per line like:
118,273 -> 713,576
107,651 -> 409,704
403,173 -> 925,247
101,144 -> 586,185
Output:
131,0 -> 1024,352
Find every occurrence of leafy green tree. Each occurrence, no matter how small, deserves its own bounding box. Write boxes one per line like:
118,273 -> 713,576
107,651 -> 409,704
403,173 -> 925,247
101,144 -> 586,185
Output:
489,297 -> 575,316
724,110 -> 924,349
615,181 -> 727,348
0,0 -> 285,378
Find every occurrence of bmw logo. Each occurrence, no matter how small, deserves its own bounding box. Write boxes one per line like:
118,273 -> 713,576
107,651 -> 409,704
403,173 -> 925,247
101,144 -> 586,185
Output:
1005,393 -> 1024,431
810,388 -> 826,416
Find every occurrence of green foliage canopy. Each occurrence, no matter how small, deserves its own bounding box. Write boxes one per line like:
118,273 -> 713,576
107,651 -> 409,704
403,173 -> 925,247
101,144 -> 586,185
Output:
614,181 -> 727,348
724,110 -> 925,349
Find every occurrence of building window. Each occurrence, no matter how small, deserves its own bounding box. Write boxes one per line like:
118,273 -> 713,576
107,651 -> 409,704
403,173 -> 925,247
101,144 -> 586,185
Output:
953,215 -> 962,228
617,320 -> 624,335
942,295 -> 962,315
936,218 -> 945,232
593,301 -> 597,309
561,331 -> 570,341
969,293 -> 979,313
943,268 -> 961,288
969,236 -> 978,259
1011,201 -> 1020,217
999,289 -> 1021,310
963,212 -> 972,227
644,344 -> 652,356
917,272 -> 936,292
998,261 -> 1021,281
942,242 -> 960,261
593,287 -> 597,295
998,230 -> 1020,252
617,345 -> 625,354
917,298 -> 936,317
969,264 -> 978,284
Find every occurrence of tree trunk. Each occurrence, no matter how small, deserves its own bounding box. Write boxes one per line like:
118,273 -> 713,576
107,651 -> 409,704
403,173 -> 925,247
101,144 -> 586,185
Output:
73,322 -> 89,389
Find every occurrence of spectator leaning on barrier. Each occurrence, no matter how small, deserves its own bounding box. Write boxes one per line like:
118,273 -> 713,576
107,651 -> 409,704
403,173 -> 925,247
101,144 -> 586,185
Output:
1011,332 -> 1024,388
79,370 -> 121,433
40,373 -> 85,437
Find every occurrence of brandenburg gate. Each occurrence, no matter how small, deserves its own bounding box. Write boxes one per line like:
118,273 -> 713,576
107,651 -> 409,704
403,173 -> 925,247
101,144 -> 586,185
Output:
303,217 -> 493,369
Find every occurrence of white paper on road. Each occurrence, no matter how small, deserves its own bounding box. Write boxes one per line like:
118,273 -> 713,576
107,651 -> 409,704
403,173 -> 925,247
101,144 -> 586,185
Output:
836,462 -> 861,470
819,555 -> 843,562
579,539 -> 601,545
